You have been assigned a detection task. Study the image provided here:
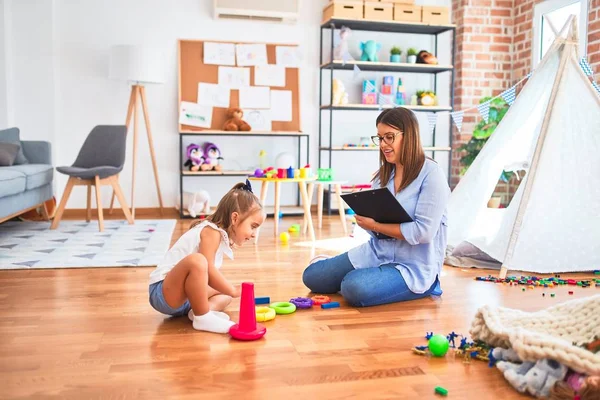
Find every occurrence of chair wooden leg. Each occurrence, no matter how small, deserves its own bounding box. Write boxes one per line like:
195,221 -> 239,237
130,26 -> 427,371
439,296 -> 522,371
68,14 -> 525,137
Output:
254,181 -> 269,244
94,176 -> 104,232
50,177 -> 76,230
303,182 -> 314,235
109,176 -> 134,224
317,184 -> 324,229
334,184 -> 348,235
86,184 -> 92,222
40,202 -> 50,221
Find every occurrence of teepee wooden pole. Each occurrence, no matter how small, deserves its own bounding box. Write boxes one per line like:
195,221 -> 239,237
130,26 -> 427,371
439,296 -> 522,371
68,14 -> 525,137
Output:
499,19 -> 576,279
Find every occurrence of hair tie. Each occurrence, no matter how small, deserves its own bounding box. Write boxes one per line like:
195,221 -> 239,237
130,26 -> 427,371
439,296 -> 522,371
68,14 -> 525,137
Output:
241,179 -> 253,193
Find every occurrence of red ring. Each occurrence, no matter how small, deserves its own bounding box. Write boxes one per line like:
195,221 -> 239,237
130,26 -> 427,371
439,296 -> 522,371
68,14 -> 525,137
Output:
311,295 -> 331,305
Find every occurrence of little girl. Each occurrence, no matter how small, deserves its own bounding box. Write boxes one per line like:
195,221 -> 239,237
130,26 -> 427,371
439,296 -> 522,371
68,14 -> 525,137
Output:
149,180 -> 265,333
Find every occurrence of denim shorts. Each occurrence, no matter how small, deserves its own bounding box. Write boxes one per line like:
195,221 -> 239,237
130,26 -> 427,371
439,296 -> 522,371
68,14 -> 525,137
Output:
149,280 -> 191,317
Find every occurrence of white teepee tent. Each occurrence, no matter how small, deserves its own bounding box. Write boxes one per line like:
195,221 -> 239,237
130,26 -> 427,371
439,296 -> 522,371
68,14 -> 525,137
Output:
447,17 -> 600,278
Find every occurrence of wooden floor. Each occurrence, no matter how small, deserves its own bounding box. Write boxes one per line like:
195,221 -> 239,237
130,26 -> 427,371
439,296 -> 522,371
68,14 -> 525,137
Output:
1,215 -> 598,399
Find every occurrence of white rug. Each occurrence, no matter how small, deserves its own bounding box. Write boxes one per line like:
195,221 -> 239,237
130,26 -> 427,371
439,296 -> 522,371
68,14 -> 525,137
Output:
0,219 -> 176,269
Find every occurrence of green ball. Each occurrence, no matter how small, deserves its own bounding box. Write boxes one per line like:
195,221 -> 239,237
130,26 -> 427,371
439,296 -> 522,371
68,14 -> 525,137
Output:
428,334 -> 449,357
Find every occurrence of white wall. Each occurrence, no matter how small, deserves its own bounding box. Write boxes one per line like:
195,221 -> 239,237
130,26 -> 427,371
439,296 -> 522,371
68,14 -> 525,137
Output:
3,0 -> 452,209
0,0 -> 9,127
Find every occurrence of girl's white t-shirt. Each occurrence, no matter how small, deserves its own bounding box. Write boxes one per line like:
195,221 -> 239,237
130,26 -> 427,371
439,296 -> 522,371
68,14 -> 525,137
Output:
149,220 -> 234,285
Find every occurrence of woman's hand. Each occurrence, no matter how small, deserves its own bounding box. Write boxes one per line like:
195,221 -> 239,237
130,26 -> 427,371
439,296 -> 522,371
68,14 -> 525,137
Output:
232,284 -> 242,298
354,215 -> 377,232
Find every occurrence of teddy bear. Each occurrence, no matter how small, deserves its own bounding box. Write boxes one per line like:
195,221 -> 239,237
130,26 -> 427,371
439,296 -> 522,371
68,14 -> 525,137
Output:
223,107 -> 251,131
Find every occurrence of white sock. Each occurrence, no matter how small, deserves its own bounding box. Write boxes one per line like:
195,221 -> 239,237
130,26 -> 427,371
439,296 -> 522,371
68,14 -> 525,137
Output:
188,309 -> 230,321
192,312 -> 235,334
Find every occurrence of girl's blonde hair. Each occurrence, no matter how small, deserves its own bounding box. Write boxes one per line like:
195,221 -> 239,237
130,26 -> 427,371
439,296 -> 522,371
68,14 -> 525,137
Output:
190,181 -> 262,231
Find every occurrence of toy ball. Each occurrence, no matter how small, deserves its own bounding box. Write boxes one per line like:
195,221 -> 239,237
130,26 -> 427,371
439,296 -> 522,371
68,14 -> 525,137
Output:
253,168 -> 264,177
428,334 -> 450,357
288,224 -> 300,233
280,232 -> 290,243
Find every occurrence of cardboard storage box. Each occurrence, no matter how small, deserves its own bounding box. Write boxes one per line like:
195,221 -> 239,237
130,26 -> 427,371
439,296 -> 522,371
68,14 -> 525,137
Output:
421,6 -> 450,24
364,2 -> 394,21
394,4 -> 421,23
378,0 -> 415,4
323,0 -> 364,22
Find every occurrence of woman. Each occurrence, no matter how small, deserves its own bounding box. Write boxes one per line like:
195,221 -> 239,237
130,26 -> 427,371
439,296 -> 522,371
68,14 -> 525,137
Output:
302,107 -> 450,307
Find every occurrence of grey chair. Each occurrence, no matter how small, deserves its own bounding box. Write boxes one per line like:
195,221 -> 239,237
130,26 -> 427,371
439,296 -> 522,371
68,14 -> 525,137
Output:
51,125 -> 133,231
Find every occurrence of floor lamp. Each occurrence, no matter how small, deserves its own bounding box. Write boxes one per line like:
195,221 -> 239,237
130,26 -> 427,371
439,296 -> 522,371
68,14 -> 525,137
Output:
108,45 -> 164,219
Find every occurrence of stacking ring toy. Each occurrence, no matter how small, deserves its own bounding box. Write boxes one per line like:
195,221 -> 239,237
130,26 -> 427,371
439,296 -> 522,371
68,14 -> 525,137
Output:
290,297 -> 313,309
255,306 -> 276,322
311,295 -> 331,305
269,302 -> 297,315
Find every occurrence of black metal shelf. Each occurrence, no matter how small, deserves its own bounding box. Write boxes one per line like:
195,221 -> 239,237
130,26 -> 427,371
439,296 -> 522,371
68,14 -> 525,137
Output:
320,104 -> 452,112
180,130 -> 308,137
321,18 -> 456,35
321,60 -> 453,74
320,146 -> 452,152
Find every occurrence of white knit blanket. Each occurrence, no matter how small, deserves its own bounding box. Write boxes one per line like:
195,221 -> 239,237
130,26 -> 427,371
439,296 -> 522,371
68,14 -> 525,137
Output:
470,294 -> 600,375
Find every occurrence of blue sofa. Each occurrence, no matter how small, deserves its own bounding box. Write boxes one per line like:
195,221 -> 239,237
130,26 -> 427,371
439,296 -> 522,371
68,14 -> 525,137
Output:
0,136 -> 54,223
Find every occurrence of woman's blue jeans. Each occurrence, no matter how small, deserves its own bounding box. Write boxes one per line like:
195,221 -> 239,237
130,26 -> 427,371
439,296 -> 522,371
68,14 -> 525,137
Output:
302,252 -> 442,307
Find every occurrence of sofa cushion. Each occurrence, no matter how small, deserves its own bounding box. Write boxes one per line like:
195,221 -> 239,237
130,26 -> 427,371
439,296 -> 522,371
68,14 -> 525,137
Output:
0,169 -> 26,197
6,164 -> 54,190
0,142 -> 21,166
0,127 -> 29,165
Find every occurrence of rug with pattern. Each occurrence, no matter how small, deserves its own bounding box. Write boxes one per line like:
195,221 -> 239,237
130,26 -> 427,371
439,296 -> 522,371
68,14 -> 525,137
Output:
0,219 -> 176,269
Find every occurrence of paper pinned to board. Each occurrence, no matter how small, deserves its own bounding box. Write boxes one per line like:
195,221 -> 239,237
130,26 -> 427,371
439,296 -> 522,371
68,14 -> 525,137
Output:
235,43 -> 268,66
270,90 -> 292,122
179,102 -> 212,128
218,66 -> 250,89
239,86 -> 270,109
243,109 -> 271,131
197,83 -> 230,108
254,65 -> 286,87
275,46 -> 300,67
203,42 -> 236,66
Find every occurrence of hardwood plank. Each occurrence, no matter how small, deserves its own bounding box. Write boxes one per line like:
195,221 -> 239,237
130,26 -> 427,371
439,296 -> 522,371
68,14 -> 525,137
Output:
1,215 -> 597,399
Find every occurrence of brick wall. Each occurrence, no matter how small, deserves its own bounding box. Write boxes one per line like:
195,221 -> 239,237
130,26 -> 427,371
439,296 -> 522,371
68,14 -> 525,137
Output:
451,0 -> 600,190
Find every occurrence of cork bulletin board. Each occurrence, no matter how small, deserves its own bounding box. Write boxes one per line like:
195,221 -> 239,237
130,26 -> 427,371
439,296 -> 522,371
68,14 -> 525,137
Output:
178,39 -> 301,132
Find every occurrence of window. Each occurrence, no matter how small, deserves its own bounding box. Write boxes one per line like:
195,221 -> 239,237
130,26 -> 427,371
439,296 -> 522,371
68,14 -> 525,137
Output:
532,0 -> 589,67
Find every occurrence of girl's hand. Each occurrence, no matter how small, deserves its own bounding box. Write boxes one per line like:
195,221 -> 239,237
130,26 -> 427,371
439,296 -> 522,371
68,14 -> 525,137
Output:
232,285 -> 242,298
354,215 -> 376,231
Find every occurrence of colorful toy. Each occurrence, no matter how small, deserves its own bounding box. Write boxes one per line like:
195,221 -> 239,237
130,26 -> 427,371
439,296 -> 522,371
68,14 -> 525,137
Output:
332,79 -> 348,105
229,282 -> 266,341
360,40 -> 381,62
290,297 -> 313,309
311,295 -> 331,305
362,93 -> 377,105
255,296 -> 270,305
287,166 -> 294,178
428,334 -> 450,357
362,79 -> 377,93
269,302 -> 296,315
318,168 -> 333,181
434,386 -> 448,396
184,143 -> 204,171
223,107 -> 251,131
321,302 -> 340,309
280,232 -> 290,244
253,168 -> 265,178
396,78 -> 406,105
200,142 -> 223,171
288,224 -> 300,233
255,306 -> 276,322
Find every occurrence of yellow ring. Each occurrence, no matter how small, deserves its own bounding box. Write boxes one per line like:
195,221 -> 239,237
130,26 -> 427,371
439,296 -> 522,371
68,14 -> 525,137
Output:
256,306 -> 276,322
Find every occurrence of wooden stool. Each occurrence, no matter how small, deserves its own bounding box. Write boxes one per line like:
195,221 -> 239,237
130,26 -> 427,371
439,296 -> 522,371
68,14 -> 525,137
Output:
306,180 -> 348,235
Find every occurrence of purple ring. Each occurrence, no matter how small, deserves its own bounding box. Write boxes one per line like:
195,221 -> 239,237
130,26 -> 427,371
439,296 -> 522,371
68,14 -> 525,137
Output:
290,297 -> 313,309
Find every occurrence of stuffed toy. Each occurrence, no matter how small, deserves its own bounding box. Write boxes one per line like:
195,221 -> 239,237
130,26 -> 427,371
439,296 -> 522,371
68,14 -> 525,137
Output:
183,143 -> 205,171
223,107 -> 251,131
417,50 -> 438,65
200,142 -> 223,171
177,190 -> 210,218
332,79 -> 348,105
333,26 -> 353,61
360,40 -> 381,62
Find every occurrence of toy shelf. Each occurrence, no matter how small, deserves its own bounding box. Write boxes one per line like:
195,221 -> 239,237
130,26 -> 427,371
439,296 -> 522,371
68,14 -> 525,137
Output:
321,60 -> 453,74
320,104 -> 452,112
320,146 -> 452,152
321,18 -> 456,35
181,170 -> 252,176
181,205 -> 305,219
180,130 -> 308,137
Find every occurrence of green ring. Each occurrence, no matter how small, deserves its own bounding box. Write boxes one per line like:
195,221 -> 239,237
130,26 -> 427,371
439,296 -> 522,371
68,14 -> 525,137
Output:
269,301 -> 297,315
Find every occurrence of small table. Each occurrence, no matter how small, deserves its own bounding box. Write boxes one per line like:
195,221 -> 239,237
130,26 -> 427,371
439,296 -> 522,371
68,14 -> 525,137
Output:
249,176 -> 317,243
306,180 -> 348,235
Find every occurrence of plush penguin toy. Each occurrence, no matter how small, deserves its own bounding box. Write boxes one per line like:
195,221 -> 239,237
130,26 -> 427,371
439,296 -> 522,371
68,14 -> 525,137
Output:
200,142 -> 223,171
184,143 -> 204,171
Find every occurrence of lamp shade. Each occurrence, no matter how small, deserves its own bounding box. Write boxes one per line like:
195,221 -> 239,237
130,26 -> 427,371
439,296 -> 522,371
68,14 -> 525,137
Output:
109,45 -> 165,84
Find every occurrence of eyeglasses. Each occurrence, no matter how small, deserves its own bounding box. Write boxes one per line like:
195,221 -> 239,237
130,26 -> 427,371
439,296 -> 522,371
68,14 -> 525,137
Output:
371,132 -> 402,146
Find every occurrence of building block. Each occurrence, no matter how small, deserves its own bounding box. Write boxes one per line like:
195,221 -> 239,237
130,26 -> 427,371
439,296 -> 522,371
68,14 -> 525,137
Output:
255,296 -> 270,305
362,92 -> 377,104
382,76 -> 394,86
321,302 -> 340,309
362,79 -> 377,93
380,84 -> 392,95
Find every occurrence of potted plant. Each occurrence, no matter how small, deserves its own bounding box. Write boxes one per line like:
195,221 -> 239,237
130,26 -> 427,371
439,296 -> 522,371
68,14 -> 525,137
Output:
416,90 -> 437,106
458,96 -> 511,189
407,48 -> 418,63
390,46 -> 402,63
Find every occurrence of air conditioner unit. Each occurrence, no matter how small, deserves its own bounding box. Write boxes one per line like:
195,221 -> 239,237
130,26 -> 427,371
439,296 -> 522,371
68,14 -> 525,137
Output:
213,0 -> 299,24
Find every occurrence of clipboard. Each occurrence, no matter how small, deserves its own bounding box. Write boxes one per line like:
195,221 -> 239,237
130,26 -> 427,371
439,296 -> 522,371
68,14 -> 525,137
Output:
341,188 -> 413,240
